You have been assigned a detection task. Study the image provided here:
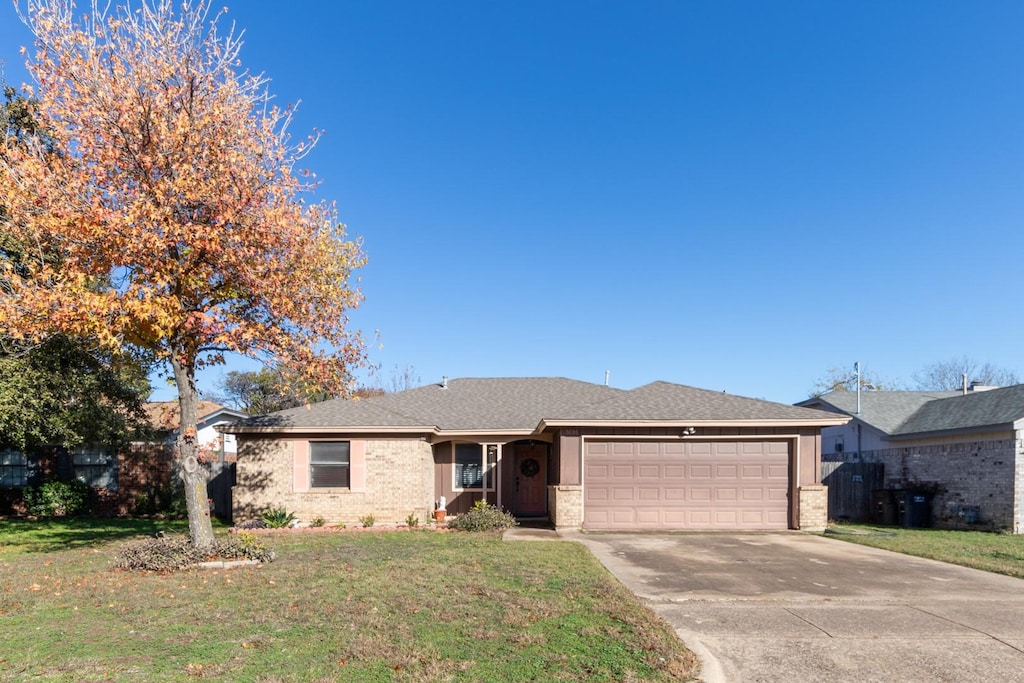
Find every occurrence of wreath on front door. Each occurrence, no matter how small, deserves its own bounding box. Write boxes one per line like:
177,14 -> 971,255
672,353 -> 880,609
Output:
520,458 -> 540,477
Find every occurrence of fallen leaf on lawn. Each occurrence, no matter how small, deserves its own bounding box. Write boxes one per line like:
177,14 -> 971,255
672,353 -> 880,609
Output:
28,584 -> 41,591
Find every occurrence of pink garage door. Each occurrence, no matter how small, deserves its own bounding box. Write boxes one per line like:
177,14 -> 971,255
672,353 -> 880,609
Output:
584,440 -> 791,530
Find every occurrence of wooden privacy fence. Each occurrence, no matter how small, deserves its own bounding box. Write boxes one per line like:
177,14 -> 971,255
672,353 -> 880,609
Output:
821,461 -> 884,522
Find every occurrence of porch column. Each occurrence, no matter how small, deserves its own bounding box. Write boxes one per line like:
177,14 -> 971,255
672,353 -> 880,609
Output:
549,485 -> 583,530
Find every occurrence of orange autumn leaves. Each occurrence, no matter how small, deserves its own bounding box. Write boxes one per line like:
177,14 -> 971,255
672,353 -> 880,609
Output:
0,0 -> 366,397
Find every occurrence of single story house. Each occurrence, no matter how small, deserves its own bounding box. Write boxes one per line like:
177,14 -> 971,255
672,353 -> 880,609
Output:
143,400 -> 247,462
798,384 -> 1024,533
227,377 -> 848,531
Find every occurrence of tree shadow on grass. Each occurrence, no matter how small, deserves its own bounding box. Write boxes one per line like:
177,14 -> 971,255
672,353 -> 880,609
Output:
0,517 -> 198,555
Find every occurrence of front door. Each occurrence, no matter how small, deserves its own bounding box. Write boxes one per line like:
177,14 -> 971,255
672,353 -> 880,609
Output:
514,444 -> 547,516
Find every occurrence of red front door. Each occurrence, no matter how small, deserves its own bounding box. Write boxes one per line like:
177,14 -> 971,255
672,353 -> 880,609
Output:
514,444 -> 547,516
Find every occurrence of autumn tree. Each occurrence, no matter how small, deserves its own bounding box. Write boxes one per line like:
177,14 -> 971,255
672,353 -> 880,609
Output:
1,87 -> 150,452
912,356 -> 1019,391
1,1 -> 366,546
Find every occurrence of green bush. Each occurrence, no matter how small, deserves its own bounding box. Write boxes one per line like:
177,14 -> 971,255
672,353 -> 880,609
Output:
310,516 -> 326,528
22,479 -> 90,517
133,482 -> 187,518
113,533 -> 275,572
359,513 -> 375,528
405,513 -> 419,527
449,500 -> 518,532
261,508 -> 296,528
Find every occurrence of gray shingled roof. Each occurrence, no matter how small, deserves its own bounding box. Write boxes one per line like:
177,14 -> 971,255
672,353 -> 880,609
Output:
892,384 -> 1024,436
237,377 -> 842,432
799,391 -> 958,434
553,381 -> 841,422
799,386 -> 1024,437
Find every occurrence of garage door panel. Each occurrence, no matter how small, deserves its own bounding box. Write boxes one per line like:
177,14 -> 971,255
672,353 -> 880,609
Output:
638,465 -> 660,478
690,465 -> 712,479
664,487 -> 686,501
715,464 -> 738,478
638,487 -> 661,501
584,440 -> 790,531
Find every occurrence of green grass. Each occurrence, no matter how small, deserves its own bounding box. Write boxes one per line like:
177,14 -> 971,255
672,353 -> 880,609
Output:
825,523 -> 1024,579
0,517 -> 195,557
0,521 -> 698,682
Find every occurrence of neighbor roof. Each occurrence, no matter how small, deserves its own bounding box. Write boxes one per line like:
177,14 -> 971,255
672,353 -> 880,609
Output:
797,391 -> 958,434
798,385 -> 1024,438
144,401 -> 244,431
231,377 -> 847,435
892,384 -> 1024,437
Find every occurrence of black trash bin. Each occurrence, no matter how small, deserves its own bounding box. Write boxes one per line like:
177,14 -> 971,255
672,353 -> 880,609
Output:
903,491 -> 932,528
873,490 -> 897,525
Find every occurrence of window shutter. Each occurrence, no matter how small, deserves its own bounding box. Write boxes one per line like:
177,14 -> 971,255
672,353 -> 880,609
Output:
293,442 -> 310,493
349,441 -> 366,492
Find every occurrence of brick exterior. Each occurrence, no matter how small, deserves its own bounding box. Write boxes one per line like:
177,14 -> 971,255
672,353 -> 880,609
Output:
233,437 -> 434,525
798,485 -> 828,531
824,432 -> 1024,533
549,485 -> 583,529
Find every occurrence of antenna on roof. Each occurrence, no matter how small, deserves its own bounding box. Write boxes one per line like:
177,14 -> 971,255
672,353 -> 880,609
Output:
604,370 -> 610,386
854,361 -> 861,415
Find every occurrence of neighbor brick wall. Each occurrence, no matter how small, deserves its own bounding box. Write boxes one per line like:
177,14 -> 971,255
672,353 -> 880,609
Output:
233,437 -> 434,525
825,432 -> 1023,533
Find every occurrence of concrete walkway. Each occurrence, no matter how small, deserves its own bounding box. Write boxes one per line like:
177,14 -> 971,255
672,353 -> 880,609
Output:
567,531 -> 1024,683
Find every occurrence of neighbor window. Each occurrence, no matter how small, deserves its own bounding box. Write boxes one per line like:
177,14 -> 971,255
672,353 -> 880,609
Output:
72,446 -> 117,490
310,441 -> 350,488
454,443 -> 496,490
0,450 -> 27,487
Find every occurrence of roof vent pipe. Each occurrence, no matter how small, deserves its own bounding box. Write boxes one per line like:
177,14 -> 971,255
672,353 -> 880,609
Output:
441,376 -> 448,389
604,370 -> 610,386
962,373 -> 968,395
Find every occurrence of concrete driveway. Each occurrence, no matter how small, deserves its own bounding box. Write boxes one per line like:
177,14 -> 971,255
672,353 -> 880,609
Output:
569,532 -> 1024,683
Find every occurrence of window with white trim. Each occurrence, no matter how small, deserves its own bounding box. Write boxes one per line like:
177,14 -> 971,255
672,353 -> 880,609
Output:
454,443 -> 497,491
310,441 -> 350,488
0,449 -> 27,487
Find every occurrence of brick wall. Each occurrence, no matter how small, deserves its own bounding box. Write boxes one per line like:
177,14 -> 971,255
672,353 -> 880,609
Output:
233,437 -> 434,525
798,485 -> 828,531
824,432 -> 1023,533
549,485 -> 583,529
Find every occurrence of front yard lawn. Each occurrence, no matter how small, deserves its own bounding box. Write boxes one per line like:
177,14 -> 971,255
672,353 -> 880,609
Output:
825,523 -> 1024,579
0,520 -> 698,682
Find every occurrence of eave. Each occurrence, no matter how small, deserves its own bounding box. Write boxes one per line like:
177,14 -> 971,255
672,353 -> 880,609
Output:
535,417 -> 851,431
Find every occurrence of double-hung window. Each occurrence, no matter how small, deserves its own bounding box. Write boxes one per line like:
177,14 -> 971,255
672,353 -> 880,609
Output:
0,450 -> 27,487
310,441 -> 350,488
454,444 -> 497,491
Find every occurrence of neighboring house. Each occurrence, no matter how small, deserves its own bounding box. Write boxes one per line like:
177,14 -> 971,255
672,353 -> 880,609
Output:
227,377 -> 847,531
0,401 -> 247,517
143,401 -> 247,461
798,385 -> 1024,533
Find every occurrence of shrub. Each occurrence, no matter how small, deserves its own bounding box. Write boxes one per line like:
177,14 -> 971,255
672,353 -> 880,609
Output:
359,514 -> 375,528
405,513 -> 419,528
133,481 -> 187,518
114,533 -> 275,571
310,516 -> 326,528
22,479 -> 90,517
449,500 -> 518,532
261,508 -> 296,528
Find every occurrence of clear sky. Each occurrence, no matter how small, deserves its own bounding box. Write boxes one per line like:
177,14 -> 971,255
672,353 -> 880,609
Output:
3,1 -> 1023,405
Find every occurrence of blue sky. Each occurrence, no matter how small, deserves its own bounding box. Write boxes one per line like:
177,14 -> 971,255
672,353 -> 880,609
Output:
3,1 -> 1023,404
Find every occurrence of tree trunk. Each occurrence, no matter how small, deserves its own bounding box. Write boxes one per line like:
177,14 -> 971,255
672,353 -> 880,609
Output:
170,353 -> 216,548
